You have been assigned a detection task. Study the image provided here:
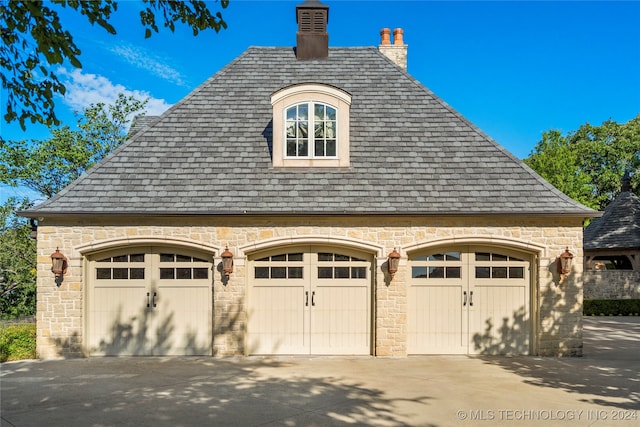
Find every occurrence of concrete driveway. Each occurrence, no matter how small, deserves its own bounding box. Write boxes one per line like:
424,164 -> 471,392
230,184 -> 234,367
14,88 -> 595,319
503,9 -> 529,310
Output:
1,317 -> 638,427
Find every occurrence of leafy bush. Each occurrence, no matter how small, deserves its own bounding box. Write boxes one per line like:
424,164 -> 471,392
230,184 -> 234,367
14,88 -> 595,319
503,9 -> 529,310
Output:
584,299 -> 640,316
0,324 -> 36,362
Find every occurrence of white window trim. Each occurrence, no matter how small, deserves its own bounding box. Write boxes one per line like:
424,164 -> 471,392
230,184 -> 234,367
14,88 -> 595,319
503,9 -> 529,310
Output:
271,83 -> 352,168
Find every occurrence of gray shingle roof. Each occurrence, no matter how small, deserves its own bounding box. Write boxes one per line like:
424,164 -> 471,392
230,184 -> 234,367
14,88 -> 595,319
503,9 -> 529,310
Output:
584,191 -> 640,250
25,47 -> 596,217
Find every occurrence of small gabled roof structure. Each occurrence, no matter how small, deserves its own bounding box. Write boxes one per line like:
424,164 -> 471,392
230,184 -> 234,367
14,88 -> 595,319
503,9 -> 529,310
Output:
584,181 -> 640,251
23,47 -> 595,218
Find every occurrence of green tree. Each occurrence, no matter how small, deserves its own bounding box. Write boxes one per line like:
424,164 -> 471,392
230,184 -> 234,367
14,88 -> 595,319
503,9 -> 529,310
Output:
0,93 -> 147,197
1,0 -> 228,130
0,198 -> 36,319
524,115 -> 640,211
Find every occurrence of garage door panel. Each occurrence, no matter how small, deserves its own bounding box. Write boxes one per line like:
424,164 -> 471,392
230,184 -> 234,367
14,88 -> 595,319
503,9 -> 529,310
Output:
88,247 -> 213,356
247,286 -> 307,354
470,285 -> 529,355
90,286 -> 149,355
409,247 -> 531,355
248,247 -> 372,355
408,285 -> 466,354
312,286 -> 369,354
155,286 -> 211,355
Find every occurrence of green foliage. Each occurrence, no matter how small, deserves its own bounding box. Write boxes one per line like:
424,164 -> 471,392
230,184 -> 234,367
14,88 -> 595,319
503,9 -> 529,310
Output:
1,0 -> 228,130
0,94 -> 145,318
583,299 -> 640,316
0,94 -> 147,198
524,115 -> 640,211
0,323 -> 37,362
0,198 -> 36,319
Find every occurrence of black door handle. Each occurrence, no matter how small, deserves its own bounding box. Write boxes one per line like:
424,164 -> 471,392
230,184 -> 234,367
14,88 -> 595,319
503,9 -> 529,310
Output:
305,291 -> 309,307
469,291 -> 473,307
311,291 -> 315,306
146,292 -> 150,308
463,291 -> 467,306
153,292 -> 157,308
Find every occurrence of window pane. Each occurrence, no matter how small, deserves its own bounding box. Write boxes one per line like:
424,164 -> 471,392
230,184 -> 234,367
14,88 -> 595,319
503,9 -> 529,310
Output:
287,139 -> 297,156
113,255 -> 128,263
160,254 -> 174,263
160,268 -> 175,279
256,256 -> 269,262
113,268 -> 129,279
96,268 -> 111,280
445,252 -> 461,261
509,267 -> 524,279
96,257 -> 112,263
493,254 -> 508,262
475,267 -> 490,278
335,254 -> 350,262
314,103 -> 324,120
315,139 -> 324,157
193,256 -> 208,263
351,256 -> 365,262
130,268 -> 145,280
326,122 -> 336,138
286,107 -> 296,120
288,267 -> 303,279
271,267 -> 286,279
509,256 -> 525,262
326,106 -> 336,120
193,268 -> 209,279
492,267 -> 508,278
326,139 -> 336,156
271,254 -> 286,261
428,253 -> 444,261
318,267 -> 333,278
318,253 -> 333,261
286,121 -> 296,138
412,266 -> 427,278
298,104 -> 308,120
429,266 -> 444,278
176,254 -> 191,263
297,139 -> 308,156
288,253 -> 303,261
298,122 -> 308,138
177,268 -> 192,279
314,122 -> 324,138
352,267 -> 367,279
476,253 -> 491,261
446,267 -> 461,278
130,254 -> 145,263
413,255 -> 427,261
255,267 -> 269,279
335,267 -> 349,278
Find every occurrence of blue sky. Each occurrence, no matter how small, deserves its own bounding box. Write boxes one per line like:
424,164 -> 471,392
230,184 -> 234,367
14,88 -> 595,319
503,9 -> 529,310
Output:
2,0 -> 639,202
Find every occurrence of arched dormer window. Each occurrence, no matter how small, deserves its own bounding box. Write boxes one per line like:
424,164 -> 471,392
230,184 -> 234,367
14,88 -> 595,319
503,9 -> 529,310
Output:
271,83 -> 351,168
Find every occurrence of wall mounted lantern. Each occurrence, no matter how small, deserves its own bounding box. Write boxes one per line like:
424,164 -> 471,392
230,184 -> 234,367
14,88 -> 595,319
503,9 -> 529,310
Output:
557,247 -> 574,276
387,248 -> 401,278
221,246 -> 234,277
51,247 -> 68,285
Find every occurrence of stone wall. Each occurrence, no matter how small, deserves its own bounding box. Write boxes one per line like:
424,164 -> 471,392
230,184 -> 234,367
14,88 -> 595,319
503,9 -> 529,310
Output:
583,271 -> 640,299
34,215 -> 584,358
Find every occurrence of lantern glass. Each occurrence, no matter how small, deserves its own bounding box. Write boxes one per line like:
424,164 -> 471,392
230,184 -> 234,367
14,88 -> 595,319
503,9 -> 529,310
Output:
387,249 -> 400,275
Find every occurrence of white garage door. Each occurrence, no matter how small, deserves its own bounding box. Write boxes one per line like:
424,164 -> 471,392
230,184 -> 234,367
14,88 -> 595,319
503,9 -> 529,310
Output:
88,247 -> 212,356
247,246 -> 372,355
408,246 -> 531,355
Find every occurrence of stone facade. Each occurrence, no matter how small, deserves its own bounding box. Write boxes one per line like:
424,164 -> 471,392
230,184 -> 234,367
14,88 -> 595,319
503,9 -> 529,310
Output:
583,271 -> 640,300
35,215 -> 585,359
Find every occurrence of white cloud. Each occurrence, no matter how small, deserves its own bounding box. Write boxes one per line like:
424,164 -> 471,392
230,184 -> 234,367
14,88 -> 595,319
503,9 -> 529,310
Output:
58,68 -> 172,117
109,43 -> 188,87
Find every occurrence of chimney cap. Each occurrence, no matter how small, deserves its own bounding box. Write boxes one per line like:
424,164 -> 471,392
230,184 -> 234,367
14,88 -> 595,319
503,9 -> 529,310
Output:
296,0 -> 329,23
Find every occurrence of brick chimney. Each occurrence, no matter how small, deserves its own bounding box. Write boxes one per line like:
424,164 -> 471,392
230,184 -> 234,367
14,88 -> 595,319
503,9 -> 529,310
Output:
378,28 -> 407,70
296,0 -> 329,60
